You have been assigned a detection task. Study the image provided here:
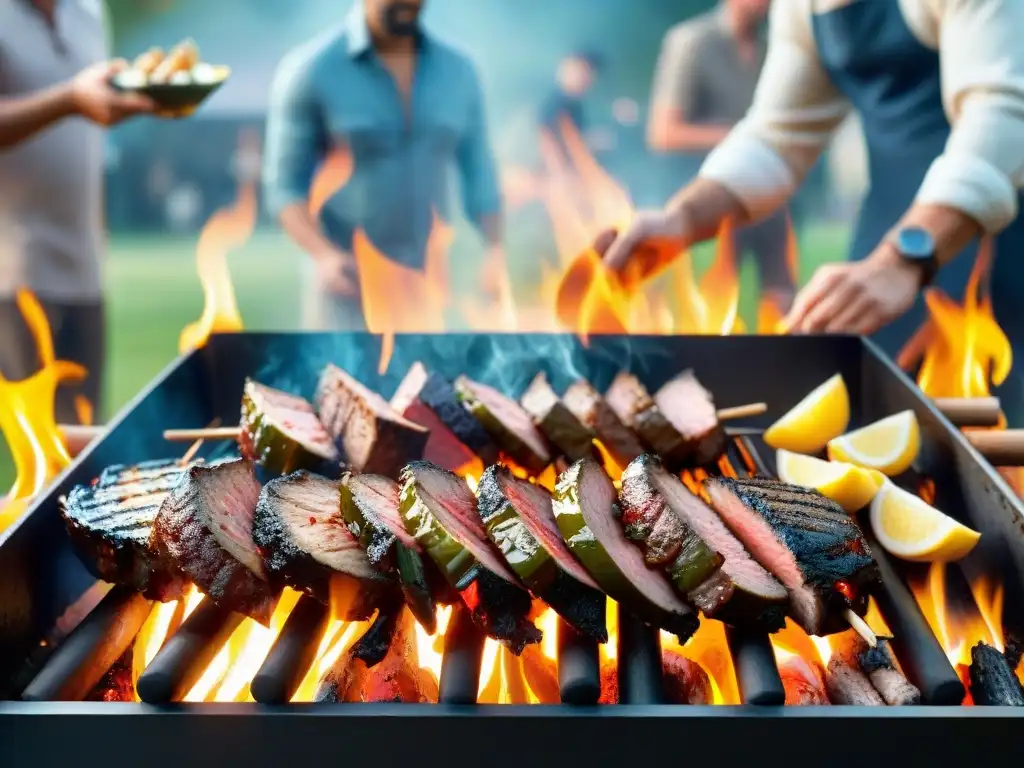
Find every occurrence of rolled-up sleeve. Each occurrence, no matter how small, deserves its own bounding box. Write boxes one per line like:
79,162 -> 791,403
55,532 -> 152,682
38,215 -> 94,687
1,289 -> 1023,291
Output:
698,0 -> 850,220
262,50 -> 326,219
456,65 -> 502,226
915,0 -> 1024,234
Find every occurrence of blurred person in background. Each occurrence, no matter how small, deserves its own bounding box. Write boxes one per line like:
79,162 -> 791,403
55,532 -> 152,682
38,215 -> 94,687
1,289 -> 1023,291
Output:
647,0 -> 794,311
0,0 -> 153,421
538,50 -> 603,153
263,0 -> 504,330
598,0 -> 1024,423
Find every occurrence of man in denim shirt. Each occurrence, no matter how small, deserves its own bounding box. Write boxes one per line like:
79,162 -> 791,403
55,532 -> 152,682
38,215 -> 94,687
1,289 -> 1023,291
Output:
264,0 -> 504,329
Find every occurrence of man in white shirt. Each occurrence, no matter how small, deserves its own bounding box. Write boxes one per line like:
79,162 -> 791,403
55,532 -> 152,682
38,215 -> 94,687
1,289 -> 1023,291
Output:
596,0 -> 1024,418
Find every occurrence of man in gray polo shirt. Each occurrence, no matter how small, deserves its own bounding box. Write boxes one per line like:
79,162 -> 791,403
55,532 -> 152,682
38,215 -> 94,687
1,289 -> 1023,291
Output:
647,0 -> 794,311
0,0 -> 151,421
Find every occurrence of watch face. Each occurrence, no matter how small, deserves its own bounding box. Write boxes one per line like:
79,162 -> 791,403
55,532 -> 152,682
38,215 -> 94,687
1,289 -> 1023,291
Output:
896,227 -> 935,261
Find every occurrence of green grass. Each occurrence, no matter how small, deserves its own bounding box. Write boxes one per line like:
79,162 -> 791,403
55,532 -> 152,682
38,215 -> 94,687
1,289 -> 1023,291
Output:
0,222 -> 849,491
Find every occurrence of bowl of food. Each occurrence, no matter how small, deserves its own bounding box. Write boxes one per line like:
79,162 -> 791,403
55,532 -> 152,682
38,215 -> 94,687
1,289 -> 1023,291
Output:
112,39 -> 230,118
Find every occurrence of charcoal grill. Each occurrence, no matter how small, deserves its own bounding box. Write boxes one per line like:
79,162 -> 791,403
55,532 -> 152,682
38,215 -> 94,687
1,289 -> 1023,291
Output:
3,332 -> 1024,765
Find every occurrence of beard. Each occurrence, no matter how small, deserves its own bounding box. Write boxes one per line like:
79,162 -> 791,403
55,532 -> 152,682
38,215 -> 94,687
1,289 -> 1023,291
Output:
382,2 -> 421,37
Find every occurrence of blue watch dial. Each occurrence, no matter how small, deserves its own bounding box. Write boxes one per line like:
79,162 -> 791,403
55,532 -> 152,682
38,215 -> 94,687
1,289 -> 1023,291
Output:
895,226 -> 935,261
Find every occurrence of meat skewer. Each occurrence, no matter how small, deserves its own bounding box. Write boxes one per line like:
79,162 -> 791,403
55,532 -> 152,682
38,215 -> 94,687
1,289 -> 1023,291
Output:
562,378 -> 645,468
454,376 -> 553,473
832,631 -> 921,705
520,372 -> 598,462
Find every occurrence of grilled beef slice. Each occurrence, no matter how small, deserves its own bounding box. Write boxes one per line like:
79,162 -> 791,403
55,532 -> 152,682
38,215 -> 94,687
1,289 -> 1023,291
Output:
253,470 -> 393,618
620,456 -> 787,629
563,379 -> 644,469
400,461 -> 541,654
391,362 -> 499,467
706,477 -> 880,636
520,373 -> 596,463
653,370 -> 728,467
552,459 -> 699,641
477,465 -> 607,642
152,459 -> 279,624
62,459 -> 192,601
605,372 -> 694,470
454,376 -> 552,474
240,379 -> 340,478
662,649 -> 713,705
315,363 -> 429,477
340,473 -> 445,632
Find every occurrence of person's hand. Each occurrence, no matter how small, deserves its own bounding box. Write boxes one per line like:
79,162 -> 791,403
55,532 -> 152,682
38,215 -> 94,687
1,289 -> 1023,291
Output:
316,250 -> 359,297
782,244 -> 923,335
70,59 -> 155,126
599,204 -> 694,284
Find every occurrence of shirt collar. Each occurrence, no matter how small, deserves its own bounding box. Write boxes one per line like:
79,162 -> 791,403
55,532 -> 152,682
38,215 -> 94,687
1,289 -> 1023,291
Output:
344,0 -> 428,59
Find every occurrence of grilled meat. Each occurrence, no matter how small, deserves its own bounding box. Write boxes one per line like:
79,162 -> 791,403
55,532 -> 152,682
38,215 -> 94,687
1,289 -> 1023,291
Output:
706,477 -> 879,636
400,461 -> 541,654
240,379 -> 339,477
520,372 -> 596,463
62,459 -> 192,601
834,632 -> 920,705
315,363 -> 429,477
477,465 -> 607,642
662,649 -> 713,705
340,473 -> 444,632
552,459 -> 699,641
653,370 -> 728,466
454,376 -> 552,474
824,657 -> 885,705
391,362 -> 498,467
605,372 -> 694,470
152,459 -> 279,624
563,379 -> 644,469
253,470 -> 392,618
621,456 -> 787,629
778,652 -> 830,706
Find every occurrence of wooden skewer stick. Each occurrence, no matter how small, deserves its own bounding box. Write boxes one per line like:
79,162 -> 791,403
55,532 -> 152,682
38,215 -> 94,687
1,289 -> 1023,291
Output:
716,402 -> 767,421
845,608 -> 878,648
163,426 -> 242,442
932,397 -> 1002,428
964,430 -> 1024,467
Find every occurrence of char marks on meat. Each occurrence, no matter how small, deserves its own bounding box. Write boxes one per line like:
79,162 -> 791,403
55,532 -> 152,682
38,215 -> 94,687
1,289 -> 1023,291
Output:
605,372 -> 695,470
653,370 -> 727,466
254,470 -> 392,617
152,459 -> 279,624
63,459 -> 192,601
563,379 -> 644,469
707,477 -> 879,636
454,376 -> 552,474
520,372 -> 596,463
315,363 -> 429,477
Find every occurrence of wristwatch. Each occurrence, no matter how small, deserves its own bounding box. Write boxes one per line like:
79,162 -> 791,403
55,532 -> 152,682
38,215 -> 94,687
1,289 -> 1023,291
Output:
888,226 -> 938,287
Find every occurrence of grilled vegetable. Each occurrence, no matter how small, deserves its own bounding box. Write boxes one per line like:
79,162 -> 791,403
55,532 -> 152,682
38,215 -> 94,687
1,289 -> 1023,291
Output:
152,459 -> 279,624
477,465 -> 607,642
316,363 -> 429,477
620,455 -> 787,630
521,372 -> 596,462
454,376 -> 552,474
605,372 -> 694,470
706,477 -> 879,635
563,378 -> 644,469
240,379 -> 339,477
552,458 -> 699,641
653,370 -> 728,466
400,461 -> 541,654
62,459 -> 192,601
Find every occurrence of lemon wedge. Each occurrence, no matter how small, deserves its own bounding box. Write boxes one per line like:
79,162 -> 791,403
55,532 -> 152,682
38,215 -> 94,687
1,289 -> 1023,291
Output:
763,374 -> 850,454
869,482 -> 980,562
827,410 -> 920,476
776,449 -> 886,512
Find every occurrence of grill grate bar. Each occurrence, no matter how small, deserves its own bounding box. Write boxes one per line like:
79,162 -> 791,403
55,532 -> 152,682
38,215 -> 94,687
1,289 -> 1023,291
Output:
616,605 -> 664,704
437,604 -> 485,704
556,619 -> 601,704
250,595 -> 328,705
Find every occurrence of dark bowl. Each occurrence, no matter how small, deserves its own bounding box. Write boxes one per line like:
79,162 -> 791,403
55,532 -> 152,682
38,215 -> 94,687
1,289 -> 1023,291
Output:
111,65 -> 231,118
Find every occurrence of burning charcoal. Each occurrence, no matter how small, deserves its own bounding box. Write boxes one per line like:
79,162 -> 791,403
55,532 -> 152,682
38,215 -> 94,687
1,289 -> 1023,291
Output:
969,642 -> 1024,706
151,459 -> 279,624
400,461 -> 542,654
777,652 -> 830,706
253,471 -> 393,616
315,363 -> 429,477
563,379 -> 644,469
520,372 -> 597,463
653,370 -> 728,467
824,656 -> 885,705
340,473 -> 444,632
598,656 -> 618,704
662,649 -> 712,705
552,458 -> 699,641
239,379 -> 340,477
1005,633 -> 1024,671
706,477 -> 880,636
391,361 -> 499,468
834,631 -> 921,706
454,375 -> 552,474
62,459 -> 193,601
350,597 -> 404,668
620,455 -> 787,630
477,465 -> 607,642
605,372 -> 694,470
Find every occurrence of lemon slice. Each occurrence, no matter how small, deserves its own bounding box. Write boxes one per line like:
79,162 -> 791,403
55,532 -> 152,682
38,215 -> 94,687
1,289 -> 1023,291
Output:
763,374 -> 850,454
776,449 -> 886,512
869,483 -> 980,562
827,410 -> 920,476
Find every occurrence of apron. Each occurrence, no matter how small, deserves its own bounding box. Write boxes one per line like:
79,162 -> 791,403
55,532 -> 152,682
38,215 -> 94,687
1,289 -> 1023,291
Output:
814,0 -> 1024,425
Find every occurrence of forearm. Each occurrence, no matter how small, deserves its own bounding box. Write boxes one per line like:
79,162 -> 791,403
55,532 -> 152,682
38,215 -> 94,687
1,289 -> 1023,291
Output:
278,203 -> 343,261
668,177 -> 753,245
890,203 -> 981,268
648,120 -> 731,153
0,83 -> 76,150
